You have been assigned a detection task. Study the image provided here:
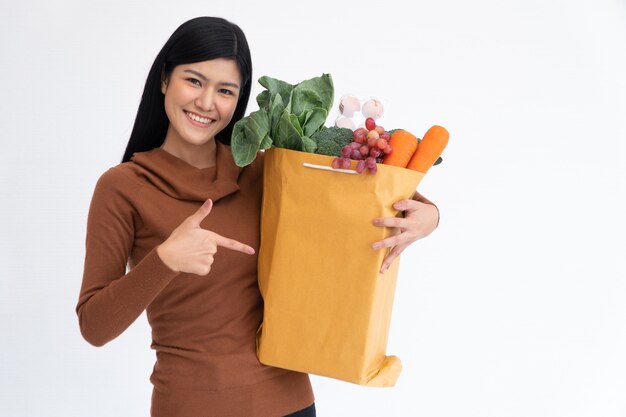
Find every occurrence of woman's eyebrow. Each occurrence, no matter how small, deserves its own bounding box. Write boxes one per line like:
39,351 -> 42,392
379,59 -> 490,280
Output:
183,69 -> 240,89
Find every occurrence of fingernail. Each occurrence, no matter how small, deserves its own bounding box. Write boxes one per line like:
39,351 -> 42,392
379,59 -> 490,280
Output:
394,202 -> 403,209
381,265 -> 388,274
372,243 -> 381,250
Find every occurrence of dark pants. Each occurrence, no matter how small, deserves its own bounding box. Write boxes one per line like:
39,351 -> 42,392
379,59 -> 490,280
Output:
284,402 -> 316,416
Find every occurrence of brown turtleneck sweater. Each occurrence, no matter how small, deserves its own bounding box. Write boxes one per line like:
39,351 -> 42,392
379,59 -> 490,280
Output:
76,140 -> 437,417
76,140 -> 315,417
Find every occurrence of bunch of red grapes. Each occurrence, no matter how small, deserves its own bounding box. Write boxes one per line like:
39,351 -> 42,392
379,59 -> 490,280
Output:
331,117 -> 393,174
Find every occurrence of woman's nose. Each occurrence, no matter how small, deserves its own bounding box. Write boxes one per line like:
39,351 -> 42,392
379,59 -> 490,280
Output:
195,89 -> 216,112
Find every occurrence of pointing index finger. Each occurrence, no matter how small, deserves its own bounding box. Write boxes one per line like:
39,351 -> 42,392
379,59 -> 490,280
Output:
212,232 -> 256,255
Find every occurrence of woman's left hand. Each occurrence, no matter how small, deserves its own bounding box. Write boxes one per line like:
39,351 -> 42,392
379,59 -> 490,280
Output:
371,199 -> 439,274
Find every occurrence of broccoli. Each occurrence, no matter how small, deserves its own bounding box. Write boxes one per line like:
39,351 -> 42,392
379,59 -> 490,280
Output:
310,127 -> 354,157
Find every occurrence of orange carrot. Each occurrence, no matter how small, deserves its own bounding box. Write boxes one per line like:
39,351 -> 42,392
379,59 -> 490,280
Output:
382,130 -> 418,168
406,125 -> 449,173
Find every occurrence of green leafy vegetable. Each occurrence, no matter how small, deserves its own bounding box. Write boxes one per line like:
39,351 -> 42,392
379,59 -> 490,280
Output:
275,109 -> 305,151
257,76 -> 294,111
302,136 -> 317,153
230,73 -> 335,167
301,108 -> 328,137
266,93 -> 284,140
291,74 -> 333,115
289,113 -> 304,137
231,109 -> 271,167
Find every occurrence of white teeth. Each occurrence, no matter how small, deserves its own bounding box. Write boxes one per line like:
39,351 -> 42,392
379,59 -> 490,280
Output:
186,111 -> 212,124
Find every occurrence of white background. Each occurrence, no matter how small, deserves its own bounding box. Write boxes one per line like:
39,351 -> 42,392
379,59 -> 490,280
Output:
1,0 -> 625,416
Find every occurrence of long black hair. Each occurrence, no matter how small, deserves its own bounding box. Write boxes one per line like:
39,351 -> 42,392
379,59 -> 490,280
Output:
121,17 -> 252,163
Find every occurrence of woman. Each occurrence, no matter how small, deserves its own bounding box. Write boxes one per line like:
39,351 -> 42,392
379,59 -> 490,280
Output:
76,16 -> 440,417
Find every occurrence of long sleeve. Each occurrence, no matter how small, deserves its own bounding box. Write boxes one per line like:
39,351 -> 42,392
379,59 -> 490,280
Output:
76,168 -> 179,347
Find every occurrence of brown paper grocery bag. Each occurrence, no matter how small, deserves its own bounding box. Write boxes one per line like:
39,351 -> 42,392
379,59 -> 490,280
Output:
256,147 -> 424,387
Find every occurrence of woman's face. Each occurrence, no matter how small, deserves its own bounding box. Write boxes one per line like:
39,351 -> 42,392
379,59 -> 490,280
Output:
161,58 -> 241,147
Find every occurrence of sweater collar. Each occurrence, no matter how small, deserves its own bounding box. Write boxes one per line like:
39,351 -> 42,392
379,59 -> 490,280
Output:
130,140 -> 242,202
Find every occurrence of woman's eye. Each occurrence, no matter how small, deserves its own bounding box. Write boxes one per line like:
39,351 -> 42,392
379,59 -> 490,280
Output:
186,78 -> 201,86
219,89 -> 234,95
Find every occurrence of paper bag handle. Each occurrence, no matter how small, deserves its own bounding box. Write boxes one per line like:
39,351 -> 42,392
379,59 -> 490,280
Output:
302,162 -> 358,175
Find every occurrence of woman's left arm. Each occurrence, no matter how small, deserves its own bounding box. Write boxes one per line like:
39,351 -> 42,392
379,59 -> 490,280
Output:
371,191 -> 440,274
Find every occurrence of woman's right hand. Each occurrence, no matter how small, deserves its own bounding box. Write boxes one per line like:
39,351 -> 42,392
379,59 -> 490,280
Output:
156,199 -> 255,275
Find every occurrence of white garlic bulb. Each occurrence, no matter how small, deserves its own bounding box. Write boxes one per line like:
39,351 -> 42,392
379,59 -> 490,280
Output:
361,98 -> 384,119
338,95 -> 361,118
334,116 -> 356,130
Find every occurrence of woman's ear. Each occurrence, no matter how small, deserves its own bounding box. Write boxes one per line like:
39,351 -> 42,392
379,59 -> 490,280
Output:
160,67 -> 168,95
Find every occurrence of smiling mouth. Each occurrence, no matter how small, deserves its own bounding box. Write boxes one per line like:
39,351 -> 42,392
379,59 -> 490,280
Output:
184,110 -> 215,126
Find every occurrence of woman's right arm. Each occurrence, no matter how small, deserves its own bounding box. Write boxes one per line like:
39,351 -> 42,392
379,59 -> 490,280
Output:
75,168 -> 179,347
